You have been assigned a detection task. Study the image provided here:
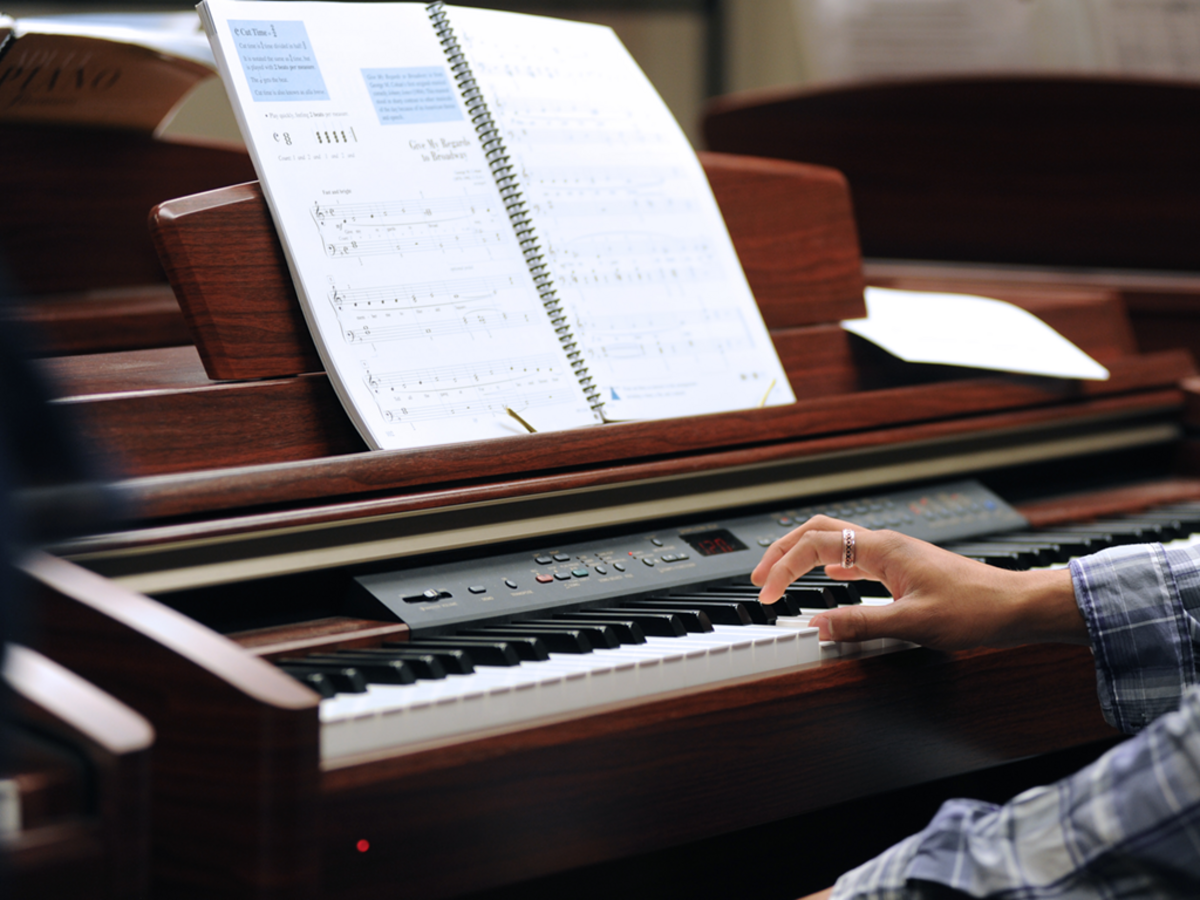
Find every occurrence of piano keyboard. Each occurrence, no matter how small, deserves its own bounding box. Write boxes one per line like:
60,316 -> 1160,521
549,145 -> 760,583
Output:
278,487 -> 1200,761
308,571 -> 927,760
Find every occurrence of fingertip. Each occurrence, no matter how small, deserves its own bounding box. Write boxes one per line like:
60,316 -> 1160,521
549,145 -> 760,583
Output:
809,613 -> 834,641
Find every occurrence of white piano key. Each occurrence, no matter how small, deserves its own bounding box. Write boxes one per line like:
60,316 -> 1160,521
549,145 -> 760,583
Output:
319,618 -> 825,760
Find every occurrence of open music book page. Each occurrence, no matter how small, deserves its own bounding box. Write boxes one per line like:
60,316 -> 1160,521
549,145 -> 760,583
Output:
198,1 -> 599,450
199,0 -> 793,449
448,6 -> 795,419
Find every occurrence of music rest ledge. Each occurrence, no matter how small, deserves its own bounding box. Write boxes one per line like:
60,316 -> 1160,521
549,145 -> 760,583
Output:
28,152 -> 1200,899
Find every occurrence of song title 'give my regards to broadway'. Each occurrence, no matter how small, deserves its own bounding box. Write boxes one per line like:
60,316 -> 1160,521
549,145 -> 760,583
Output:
408,135 -> 472,163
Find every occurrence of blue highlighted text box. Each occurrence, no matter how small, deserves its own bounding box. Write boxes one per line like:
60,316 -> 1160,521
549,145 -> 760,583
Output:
363,67 -> 462,125
229,20 -> 329,102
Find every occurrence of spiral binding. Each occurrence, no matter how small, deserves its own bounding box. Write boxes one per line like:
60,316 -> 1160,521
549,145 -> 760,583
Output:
426,2 -> 603,417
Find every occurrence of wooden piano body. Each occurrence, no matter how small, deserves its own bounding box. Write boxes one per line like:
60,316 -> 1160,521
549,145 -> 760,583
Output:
0,124 -> 255,355
2,644 -> 153,899
27,152 -> 1200,898
701,75 -> 1200,361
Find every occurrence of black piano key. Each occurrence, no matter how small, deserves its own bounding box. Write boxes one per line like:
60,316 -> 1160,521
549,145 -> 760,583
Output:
461,626 -> 593,654
362,645 -> 475,675
779,586 -> 837,609
760,593 -> 803,616
790,580 -> 862,606
311,650 -> 446,680
658,591 -> 773,622
521,620 -> 622,649
288,655 -> 418,685
1148,504 -> 1200,533
277,664 -> 368,693
984,532 -> 1097,560
960,538 -> 1062,565
1114,516 -> 1185,541
944,543 -> 1039,567
561,609 -> 689,637
549,614 -> 646,644
636,596 -> 758,626
396,638 -> 525,667
434,634 -> 550,663
624,602 -> 734,628
942,545 -> 1029,569
283,669 -> 337,698
1051,522 -> 1158,545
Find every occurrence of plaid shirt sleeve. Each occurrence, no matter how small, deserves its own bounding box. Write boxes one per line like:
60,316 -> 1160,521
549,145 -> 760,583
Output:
829,542 -> 1200,900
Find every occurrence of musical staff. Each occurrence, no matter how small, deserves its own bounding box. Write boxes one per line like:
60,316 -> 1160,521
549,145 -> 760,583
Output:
311,195 -> 495,228
341,308 -> 529,344
363,355 -> 581,423
322,230 -> 504,259
525,165 -> 680,191
553,260 -> 719,290
529,195 -> 695,220
311,193 -> 509,260
328,275 -> 516,311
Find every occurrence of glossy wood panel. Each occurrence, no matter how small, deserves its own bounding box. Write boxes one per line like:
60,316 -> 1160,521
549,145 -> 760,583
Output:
704,76 -> 1200,271
1,126 -> 255,295
0,124 -> 256,353
40,273 -> 1187,484
20,553 -> 321,899
319,642 -> 1111,899
4,645 -> 153,899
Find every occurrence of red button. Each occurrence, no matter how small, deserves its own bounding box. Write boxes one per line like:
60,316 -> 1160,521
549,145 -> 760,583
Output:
536,574 -> 554,584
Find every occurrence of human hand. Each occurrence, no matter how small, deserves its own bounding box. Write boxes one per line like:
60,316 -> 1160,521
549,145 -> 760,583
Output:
750,515 -> 1087,650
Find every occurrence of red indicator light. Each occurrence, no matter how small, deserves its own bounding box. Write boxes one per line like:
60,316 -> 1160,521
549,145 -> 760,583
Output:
356,839 -> 370,853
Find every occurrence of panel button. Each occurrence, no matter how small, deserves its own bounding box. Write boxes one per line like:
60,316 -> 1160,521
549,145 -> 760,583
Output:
650,538 -> 664,547
402,589 -> 449,604
571,567 -> 589,578
553,572 -> 572,581
534,555 -> 553,565
553,553 -> 571,562
642,557 -> 656,567
613,562 -> 626,572
504,579 -> 518,589
594,565 -> 608,575
535,574 -> 554,584
468,585 -> 487,594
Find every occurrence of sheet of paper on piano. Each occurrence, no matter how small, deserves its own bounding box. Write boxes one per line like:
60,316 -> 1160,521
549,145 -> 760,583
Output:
842,286 -> 1110,380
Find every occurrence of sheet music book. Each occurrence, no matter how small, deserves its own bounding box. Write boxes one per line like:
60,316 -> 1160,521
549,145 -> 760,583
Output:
197,0 -> 794,451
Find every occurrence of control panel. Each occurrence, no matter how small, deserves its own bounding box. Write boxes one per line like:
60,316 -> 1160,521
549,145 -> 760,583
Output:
349,479 -> 1026,634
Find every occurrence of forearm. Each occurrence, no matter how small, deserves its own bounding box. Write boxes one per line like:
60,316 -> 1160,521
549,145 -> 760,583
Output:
829,686 -> 1200,899
1073,542 -> 1200,732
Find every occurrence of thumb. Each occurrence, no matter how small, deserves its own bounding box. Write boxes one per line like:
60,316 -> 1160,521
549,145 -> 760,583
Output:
809,603 -> 899,643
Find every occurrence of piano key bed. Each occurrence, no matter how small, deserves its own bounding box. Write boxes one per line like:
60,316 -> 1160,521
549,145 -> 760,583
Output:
268,482 -> 1200,761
